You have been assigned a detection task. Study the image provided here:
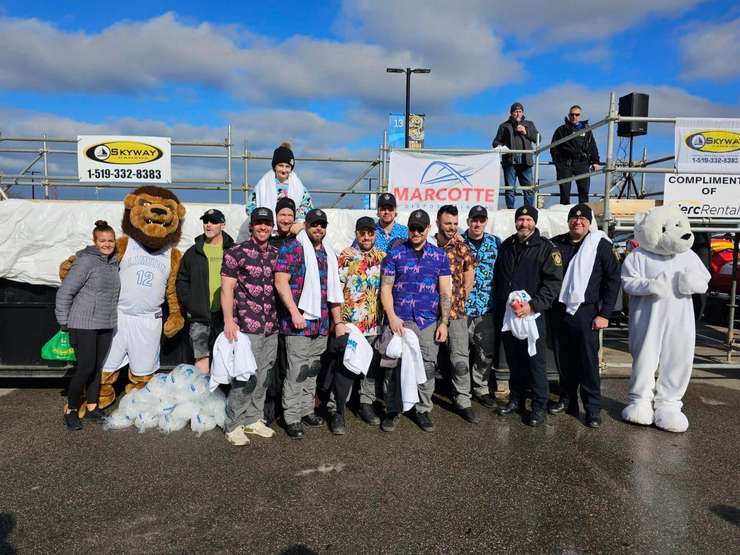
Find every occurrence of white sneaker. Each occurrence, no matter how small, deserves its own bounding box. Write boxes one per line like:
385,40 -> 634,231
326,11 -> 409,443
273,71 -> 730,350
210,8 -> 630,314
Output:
243,420 -> 276,438
225,426 -> 250,446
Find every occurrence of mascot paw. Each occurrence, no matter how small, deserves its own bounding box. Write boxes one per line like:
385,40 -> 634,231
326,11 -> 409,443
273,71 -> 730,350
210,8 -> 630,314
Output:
649,272 -> 672,298
58,255 -> 77,281
622,402 -> 654,426
654,407 -> 689,433
163,314 -> 184,338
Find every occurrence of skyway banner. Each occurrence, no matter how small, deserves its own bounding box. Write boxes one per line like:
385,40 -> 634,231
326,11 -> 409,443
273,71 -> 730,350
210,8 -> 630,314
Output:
78,135 -> 172,183
675,118 -> 740,174
388,151 -> 501,214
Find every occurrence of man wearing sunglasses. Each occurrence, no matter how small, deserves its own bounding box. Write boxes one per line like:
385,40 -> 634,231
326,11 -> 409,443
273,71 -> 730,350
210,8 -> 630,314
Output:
380,209 -> 453,433
176,208 -> 235,374
550,105 -> 601,205
343,193 -> 408,258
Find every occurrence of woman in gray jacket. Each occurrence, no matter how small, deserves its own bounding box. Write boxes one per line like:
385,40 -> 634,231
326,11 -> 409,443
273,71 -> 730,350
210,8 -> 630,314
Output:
55,220 -> 121,430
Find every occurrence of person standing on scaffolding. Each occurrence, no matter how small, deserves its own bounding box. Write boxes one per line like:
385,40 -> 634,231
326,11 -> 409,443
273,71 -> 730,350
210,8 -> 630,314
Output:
493,102 -> 539,209
550,105 -> 601,205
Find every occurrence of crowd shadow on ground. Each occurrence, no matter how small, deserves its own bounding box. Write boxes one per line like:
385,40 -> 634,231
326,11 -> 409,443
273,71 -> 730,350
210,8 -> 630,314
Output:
0,513 -> 17,555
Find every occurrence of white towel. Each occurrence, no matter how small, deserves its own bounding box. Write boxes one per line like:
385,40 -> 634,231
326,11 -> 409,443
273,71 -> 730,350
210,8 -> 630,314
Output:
386,330 -> 427,412
342,323 -> 373,376
209,331 -> 258,392
253,170 -> 306,218
501,290 -> 540,356
296,230 -> 343,320
559,230 -> 609,315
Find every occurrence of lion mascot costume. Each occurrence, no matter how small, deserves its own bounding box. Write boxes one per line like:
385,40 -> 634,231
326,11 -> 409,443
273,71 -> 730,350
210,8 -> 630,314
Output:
61,186 -> 185,408
620,205 -> 710,432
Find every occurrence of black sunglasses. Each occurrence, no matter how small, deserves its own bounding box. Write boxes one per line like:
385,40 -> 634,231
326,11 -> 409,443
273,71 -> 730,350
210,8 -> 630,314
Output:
569,113 -> 581,117
310,221 -> 327,229
202,218 -> 224,224
409,225 -> 426,233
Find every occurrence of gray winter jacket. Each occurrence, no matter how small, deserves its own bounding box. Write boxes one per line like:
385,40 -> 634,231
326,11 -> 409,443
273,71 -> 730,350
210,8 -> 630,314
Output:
55,246 -> 121,330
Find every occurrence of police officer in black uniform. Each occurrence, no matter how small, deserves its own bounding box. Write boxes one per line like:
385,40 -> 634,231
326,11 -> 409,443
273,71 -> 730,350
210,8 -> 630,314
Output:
495,206 -> 563,426
548,204 -> 621,428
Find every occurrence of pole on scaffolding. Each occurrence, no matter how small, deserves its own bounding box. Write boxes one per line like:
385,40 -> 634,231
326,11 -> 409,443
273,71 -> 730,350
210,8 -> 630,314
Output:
533,133 -> 541,208
601,92 -> 617,234
42,134 -> 50,200
243,140 -> 249,205
727,233 -> 739,361
226,125 -> 233,205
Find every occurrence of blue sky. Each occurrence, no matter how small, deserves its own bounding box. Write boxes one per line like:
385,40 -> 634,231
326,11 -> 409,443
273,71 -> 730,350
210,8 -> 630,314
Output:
0,0 -> 738,204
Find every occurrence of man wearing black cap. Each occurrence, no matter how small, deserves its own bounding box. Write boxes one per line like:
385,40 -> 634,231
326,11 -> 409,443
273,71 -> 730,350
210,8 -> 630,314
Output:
220,207 -> 280,445
176,208 -> 234,373
548,204 -> 620,427
380,209 -> 452,432
325,216 -> 387,434
343,193 -> 408,258
493,102 -> 539,209
463,205 -> 503,407
494,205 -> 563,426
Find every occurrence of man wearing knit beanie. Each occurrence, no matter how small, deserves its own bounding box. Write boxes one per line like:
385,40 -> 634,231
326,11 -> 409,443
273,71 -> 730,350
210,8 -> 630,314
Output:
493,102 -> 539,209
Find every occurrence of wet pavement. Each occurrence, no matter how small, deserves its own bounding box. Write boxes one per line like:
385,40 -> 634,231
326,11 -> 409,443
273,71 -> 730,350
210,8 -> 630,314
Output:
1,379 -> 739,554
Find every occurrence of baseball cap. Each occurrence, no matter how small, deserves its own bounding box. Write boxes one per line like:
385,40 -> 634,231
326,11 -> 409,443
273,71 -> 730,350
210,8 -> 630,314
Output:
468,205 -> 488,219
305,208 -> 328,227
250,207 -> 274,225
200,208 -> 225,224
377,192 -> 397,208
407,209 -> 430,229
355,216 -> 376,232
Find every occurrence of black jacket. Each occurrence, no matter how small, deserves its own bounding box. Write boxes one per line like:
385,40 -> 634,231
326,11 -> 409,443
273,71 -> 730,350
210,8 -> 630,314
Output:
550,118 -> 600,166
550,232 -> 621,319
176,232 -> 235,323
493,229 -> 564,314
493,117 -> 539,167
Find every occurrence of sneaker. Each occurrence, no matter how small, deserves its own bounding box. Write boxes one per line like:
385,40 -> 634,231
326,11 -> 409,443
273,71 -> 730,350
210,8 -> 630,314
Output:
415,411 -> 435,432
459,406 -> 481,424
358,403 -> 380,426
64,411 -> 83,431
585,413 -> 602,428
330,412 -> 346,435
475,394 -> 496,408
381,413 -> 400,432
225,427 -> 250,446
301,413 -> 324,428
83,408 -> 107,423
243,420 -> 276,438
286,422 -> 305,439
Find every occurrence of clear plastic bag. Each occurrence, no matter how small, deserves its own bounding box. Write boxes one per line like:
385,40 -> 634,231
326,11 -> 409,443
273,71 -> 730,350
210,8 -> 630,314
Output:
190,412 -> 217,434
103,411 -> 133,430
158,413 -> 189,433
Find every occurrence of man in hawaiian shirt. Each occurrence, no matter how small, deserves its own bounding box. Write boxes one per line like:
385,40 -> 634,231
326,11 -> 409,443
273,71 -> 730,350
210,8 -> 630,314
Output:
380,209 -> 452,433
220,207 -> 279,446
463,205 -> 502,408
344,193 -> 408,257
431,205 -> 479,424
327,216 -> 387,435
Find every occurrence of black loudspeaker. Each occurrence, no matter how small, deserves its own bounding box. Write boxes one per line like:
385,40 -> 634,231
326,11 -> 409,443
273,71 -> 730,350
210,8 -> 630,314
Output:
617,92 -> 649,137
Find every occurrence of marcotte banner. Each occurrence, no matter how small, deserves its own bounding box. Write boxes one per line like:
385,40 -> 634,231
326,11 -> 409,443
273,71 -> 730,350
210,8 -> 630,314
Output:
674,118 -> 740,174
663,174 -> 740,218
388,151 -> 500,214
78,135 -> 172,183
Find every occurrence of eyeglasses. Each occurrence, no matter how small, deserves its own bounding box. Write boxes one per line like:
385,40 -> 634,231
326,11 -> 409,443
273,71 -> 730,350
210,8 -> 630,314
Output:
357,230 -> 375,237
203,219 -> 223,225
569,113 -> 582,117
310,221 -> 327,229
409,225 -> 425,234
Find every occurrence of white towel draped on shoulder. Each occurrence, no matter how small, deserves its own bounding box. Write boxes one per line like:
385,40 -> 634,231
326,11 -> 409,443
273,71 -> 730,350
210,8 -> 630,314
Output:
559,230 -> 609,315
253,170 -> 306,217
296,230 -> 343,320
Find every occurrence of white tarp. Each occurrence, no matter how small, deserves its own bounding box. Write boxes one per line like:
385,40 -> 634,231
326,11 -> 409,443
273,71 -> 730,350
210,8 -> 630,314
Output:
0,199 -> 573,286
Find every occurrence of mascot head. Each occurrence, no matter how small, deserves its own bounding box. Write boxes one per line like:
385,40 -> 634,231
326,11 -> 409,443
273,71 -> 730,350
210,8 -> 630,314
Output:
122,186 -> 186,251
634,205 -> 693,256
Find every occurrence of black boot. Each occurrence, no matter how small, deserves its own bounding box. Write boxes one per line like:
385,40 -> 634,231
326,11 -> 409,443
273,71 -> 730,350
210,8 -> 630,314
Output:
497,398 -> 524,416
548,396 -> 570,415
64,411 -> 83,431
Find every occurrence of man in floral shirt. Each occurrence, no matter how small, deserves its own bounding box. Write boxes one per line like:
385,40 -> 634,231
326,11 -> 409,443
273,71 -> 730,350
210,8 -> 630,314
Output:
431,205 -> 479,424
328,216 -> 386,434
464,205 -> 502,408
380,209 -> 452,433
220,207 -> 279,446
274,208 -> 344,439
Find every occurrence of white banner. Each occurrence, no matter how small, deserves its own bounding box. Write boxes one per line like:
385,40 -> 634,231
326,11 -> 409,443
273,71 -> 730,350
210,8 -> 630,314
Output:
388,151 -> 500,214
674,118 -> 740,174
78,135 -> 171,183
663,173 -> 740,218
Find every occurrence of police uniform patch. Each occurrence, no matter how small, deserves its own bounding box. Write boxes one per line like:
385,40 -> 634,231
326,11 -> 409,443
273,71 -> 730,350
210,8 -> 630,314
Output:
552,251 -> 562,266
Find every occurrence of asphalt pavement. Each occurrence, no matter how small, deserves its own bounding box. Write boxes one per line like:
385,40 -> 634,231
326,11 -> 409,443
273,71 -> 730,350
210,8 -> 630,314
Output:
1,378 -> 739,554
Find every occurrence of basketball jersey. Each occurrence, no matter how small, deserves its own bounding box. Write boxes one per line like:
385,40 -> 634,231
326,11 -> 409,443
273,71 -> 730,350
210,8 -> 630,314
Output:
117,239 -> 171,316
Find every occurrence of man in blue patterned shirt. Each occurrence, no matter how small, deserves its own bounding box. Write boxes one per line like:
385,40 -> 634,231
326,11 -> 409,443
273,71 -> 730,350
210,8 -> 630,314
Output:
463,205 -> 502,408
347,192 -> 408,255
380,209 -> 452,433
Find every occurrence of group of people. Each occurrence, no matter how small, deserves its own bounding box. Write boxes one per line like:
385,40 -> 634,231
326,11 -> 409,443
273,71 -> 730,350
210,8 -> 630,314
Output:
56,138 -> 621,443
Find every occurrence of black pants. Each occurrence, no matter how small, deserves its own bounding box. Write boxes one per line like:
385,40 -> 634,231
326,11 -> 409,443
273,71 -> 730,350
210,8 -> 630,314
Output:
557,162 -> 591,204
67,328 -> 113,410
550,304 -> 601,413
501,317 -> 548,412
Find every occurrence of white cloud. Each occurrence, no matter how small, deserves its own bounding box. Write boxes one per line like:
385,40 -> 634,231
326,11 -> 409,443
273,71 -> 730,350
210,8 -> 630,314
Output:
680,18 -> 740,80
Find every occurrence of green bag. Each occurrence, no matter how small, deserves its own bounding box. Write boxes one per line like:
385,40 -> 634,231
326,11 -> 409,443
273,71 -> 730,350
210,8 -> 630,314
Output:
41,330 -> 76,361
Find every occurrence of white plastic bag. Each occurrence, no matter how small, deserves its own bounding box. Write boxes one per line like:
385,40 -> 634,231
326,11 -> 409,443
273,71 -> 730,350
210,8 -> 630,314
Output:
158,413 -> 189,433
103,411 -> 133,430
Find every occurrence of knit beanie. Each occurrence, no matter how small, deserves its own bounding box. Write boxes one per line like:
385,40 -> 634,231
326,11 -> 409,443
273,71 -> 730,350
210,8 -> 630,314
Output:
272,142 -> 295,169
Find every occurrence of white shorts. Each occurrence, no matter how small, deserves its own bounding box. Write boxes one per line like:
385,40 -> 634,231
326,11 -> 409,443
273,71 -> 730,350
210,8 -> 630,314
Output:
102,312 -> 162,376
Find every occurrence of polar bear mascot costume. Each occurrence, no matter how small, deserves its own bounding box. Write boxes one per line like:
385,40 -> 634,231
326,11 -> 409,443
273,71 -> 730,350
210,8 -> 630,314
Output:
620,205 -> 710,432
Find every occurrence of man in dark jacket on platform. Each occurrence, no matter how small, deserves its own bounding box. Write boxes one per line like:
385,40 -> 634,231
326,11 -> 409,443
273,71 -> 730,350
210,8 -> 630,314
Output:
494,206 -> 563,426
550,105 -> 601,205
176,208 -> 235,373
493,102 -> 539,209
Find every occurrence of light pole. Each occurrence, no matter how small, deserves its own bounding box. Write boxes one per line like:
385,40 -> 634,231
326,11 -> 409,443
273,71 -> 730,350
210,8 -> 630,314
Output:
386,67 -> 431,148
